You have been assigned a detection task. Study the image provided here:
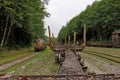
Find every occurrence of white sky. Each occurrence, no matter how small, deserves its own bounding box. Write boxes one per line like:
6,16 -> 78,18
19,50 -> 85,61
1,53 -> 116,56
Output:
44,0 -> 96,37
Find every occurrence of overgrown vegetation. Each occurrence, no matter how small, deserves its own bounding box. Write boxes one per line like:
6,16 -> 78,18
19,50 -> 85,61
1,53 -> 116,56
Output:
81,47 -> 120,74
84,47 -> 120,56
0,0 -> 49,48
0,47 -> 33,65
58,0 -> 120,44
1,47 -> 58,75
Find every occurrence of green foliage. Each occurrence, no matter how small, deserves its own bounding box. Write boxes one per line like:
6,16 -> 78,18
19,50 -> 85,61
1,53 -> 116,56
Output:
58,0 -> 120,43
0,0 -> 49,48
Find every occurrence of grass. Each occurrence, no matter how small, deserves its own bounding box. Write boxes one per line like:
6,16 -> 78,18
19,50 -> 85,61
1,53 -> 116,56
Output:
0,47 -> 34,65
81,53 -> 108,73
85,47 -> 120,56
1,47 -> 58,75
81,47 -> 120,74
83,50 -> 120,63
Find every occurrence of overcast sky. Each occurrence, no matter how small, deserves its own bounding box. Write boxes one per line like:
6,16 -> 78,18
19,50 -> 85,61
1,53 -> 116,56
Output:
44,0 -> 96,37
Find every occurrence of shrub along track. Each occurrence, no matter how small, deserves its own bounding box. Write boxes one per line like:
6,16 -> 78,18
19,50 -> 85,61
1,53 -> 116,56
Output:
83,50 -> 120,64
0,53 -> 38,72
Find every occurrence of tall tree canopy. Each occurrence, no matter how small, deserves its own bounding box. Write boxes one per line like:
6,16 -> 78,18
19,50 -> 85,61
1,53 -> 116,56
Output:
58,0 -> 120,44
0,0 -> 49,48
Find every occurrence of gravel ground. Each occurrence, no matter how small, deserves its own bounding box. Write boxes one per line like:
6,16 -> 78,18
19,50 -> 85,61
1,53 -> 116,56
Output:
81,52 -> 120,74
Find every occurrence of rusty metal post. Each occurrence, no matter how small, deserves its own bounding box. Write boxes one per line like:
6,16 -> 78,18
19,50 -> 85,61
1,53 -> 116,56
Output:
48,26 -> 51,47
74,32 -> 76,45
83,25 -> 86,48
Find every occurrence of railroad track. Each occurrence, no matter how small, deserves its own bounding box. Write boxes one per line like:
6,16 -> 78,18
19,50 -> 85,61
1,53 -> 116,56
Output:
83,50 -> 120,64
0,45 -> 120,80
57,50 -> 85,75
0,53 -> 38,72
1,73 -> 120,80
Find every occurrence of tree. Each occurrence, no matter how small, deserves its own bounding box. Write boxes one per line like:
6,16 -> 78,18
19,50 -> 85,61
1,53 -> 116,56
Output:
58,0 -> 120,44
0,0 -> 49,48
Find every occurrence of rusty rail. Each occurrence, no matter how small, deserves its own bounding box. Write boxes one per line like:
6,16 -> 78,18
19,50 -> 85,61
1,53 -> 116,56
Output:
0,45 -> 120,80
0,74 -> 120,80
84,50 -> 120,64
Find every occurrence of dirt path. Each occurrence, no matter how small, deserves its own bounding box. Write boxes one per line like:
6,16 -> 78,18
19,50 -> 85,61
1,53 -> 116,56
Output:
0,53 -> 38,72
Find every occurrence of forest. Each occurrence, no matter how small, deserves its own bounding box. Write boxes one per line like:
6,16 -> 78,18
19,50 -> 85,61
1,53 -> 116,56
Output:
58,0 -> 120,44
0,0 -> 49,49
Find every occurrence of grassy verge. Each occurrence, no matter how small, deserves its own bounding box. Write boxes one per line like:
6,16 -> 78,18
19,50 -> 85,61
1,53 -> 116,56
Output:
1,47 -> 58,75
0,47 -> 34,65
81,47 -> 120,74
85,47 -> 120,56
83,50 -> 120,63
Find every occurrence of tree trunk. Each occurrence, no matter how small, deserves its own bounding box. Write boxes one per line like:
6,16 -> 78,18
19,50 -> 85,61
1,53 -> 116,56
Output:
98,30 -> 103,45
91,28 -> 95,40
4,22 -> 13,45
0,16 -> 9,47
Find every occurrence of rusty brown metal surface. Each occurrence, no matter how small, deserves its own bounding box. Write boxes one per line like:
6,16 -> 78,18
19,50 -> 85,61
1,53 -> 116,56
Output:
57,50 -> 84,75
0,74 -> 120,80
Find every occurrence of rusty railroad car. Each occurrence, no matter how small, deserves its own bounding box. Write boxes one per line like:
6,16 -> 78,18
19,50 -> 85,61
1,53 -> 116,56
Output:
34,38 -> 47,52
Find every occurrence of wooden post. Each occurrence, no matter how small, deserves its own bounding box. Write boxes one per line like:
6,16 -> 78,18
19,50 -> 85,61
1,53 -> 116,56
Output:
52,33 -> 55,46
83,24 -> 86,48
68,35 -> 70,45
74,32 -> 76,45
48,26 -> 51,47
